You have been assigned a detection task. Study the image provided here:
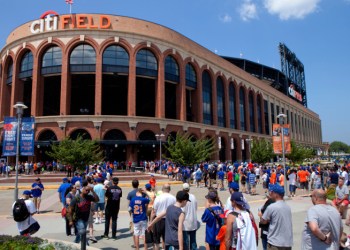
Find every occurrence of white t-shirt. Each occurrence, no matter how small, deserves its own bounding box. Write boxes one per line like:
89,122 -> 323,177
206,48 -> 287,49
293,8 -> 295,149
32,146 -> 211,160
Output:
13,199 -> 37,232
183,193 -> 198,231
288,173 -> 296,185
255,168 -> 260,176
342,171 -> 349,185
153,192 -> 176,218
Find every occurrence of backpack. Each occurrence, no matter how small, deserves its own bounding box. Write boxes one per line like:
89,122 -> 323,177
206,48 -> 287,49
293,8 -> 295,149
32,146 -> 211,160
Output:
13,199 -> 30,222
231,210 -> 259,247
208,207 -> 223,229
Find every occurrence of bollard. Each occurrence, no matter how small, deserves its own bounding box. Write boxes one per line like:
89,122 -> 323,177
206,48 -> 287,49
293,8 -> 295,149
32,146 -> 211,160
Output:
81,232 -> 87,250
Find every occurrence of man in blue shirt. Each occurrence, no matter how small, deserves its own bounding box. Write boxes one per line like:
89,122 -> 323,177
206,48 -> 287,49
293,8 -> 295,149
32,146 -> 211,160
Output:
31,178 -> 44,214
129,189 -> 149,250
217,169 -> 225,190
58,178 -> 71,209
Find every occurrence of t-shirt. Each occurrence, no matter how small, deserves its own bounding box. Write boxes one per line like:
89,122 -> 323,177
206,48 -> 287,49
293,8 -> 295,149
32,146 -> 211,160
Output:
183,193 -> 198,231
262,200 -> 293,247
298,170 -> 309,183
216,225 -> 227,250
58,183 -> 71,205
227,171 -> 233,182
165,205 -> 184,247
153,192 -> 176,218
70,195 -> 95,222
195,170 -> 203,180
218,171 -> 225,180
201,205 -> 223,246
249,173 -> 256,185
336,185 -> 349,199
129,196 -> 149,223
105,185 -> 122,210
93,183 -> 106,204
13,199 -> 37,232
301,204 -> 342,250
31,183 -> 44,197
288,173 -> 296,185
329,173 -> 339,185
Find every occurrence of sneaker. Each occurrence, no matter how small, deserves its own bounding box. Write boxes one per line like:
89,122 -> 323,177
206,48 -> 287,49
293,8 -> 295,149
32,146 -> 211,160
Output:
89,237 -> 97,243
111,236 -> 117,240
100,235 -> 109,239
98,219 -> 102,224
94,218 -> 99,224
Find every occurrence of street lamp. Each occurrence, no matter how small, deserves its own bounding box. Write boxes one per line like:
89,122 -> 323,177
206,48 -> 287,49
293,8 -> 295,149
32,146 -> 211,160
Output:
246,138 -> 253,163
13,102 -> 27,201
277,113 -> 288,199
155,133 -> 165,163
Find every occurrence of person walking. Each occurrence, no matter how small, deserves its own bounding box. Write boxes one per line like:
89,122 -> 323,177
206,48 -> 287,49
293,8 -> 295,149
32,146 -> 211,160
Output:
225,192 -> 257,250
182,183 -> 198,250
31,177 -> 44,214
12,190 -> 40,236
301,189 -> 342,250
101,177 -> 122,239
58,178 -> 71,208
259,184 -> 293,250
67,185 -> 99,246
93,178 -> 106,224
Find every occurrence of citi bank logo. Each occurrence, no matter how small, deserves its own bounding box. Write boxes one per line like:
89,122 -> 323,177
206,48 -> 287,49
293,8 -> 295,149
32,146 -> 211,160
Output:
30,10 -> 59,34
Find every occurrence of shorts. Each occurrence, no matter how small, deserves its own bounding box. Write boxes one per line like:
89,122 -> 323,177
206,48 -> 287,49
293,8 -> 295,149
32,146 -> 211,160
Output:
20,221 -> 40,236
95,203 -> 105,211
299,182 -> 308,190
256,175 -> 260,180
134,220 -> 147,236
289,184 -> 297,193
153,218 -> 166,244
33,197 -> 41,202
332,198 -> 350,207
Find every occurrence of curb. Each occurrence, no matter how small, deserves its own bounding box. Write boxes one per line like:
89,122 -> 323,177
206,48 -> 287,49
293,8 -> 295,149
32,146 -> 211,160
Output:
0,181 -> 184,190
46,238 -> 100,250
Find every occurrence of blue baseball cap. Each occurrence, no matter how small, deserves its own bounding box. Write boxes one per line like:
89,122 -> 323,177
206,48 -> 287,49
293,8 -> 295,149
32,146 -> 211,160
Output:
229,182 -> 239,191
270,184 -> 285,195
145,183 -> 151,189
23,190 -> 32,197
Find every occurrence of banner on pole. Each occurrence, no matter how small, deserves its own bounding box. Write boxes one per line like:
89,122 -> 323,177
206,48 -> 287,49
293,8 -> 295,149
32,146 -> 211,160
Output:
2,117 -> 18,156
272,123 -> 291,154
20,117 -> 35,156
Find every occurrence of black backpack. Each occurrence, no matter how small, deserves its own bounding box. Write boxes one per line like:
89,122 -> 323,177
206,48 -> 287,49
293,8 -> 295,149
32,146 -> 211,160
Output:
13,199 -> 30,222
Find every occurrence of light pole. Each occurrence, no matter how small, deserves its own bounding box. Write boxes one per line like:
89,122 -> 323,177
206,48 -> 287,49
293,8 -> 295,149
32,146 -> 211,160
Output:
13,102 -> 27,201
277,113 -> 288,199
155,133 -> 165,164
246,138 -> 253,163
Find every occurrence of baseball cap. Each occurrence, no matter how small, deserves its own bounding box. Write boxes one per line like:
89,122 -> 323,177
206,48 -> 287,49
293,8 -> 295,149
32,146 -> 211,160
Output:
62,178 -> 68,182
36,178 -> 41,181
23,190 -> 32,197
229,182 -> 239,191
270,184 -> 285,195
183,183 -> 190,191
205,191 -> 217,200
112,177 -> 119,183
219,209 -> 231,219
176,190 -> 191,202
145,183 -> 152,189
230,192 -> 246,207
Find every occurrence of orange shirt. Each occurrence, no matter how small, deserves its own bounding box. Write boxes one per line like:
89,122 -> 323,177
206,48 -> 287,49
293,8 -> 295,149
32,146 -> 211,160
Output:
279,175 -> 284,186
149,178 -> 156,188
216,225 -> 227,250
270,172 -> 276,184
298,170 -> 309,182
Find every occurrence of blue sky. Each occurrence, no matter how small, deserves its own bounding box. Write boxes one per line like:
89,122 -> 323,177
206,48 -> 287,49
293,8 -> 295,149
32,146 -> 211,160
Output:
1,0 -> 349,145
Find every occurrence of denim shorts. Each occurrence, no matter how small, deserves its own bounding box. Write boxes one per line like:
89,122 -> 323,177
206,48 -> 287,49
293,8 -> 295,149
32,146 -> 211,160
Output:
95,203 -> 105,211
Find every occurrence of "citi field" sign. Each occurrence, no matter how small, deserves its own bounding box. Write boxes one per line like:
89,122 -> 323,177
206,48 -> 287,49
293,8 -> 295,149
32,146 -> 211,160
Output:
30,11 -> 111,34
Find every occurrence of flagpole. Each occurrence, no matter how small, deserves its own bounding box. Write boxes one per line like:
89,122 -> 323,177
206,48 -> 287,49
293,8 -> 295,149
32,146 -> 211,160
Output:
70,3 -> 72,14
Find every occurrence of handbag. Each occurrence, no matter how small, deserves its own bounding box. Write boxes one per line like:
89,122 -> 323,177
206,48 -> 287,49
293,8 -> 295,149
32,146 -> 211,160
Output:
61,207 -> 67,218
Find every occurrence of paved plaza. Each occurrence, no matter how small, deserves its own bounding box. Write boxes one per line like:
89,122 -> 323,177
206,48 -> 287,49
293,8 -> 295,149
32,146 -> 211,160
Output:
0,173 -> 349,249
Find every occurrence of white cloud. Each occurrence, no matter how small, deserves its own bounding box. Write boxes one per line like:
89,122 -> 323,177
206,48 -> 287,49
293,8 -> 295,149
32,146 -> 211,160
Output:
239,0 -> 258,22
264,0 -> 320,20
219,13 -> 232,23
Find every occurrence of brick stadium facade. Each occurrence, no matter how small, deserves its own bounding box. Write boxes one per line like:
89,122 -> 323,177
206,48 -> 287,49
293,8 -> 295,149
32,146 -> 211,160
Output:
0,12 -> 323,163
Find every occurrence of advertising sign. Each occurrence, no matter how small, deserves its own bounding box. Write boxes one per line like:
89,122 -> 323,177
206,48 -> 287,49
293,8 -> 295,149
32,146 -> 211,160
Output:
20,117 -> 35,156
2,117 -> 18,156
272,123 -> 291,154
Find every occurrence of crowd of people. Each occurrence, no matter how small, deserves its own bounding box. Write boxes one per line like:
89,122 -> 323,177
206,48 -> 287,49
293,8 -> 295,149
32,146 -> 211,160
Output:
11,160 -> 350,249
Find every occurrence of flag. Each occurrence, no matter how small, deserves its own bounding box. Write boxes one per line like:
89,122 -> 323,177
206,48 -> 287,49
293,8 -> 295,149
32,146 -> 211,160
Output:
66,0 -> 73,4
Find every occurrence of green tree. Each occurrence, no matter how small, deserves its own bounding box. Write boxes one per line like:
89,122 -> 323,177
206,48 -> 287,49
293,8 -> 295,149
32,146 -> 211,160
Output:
251,138 -> 274,163
287,140 -> 314,164
329,141 -> 350,153
46,135 -> 104,170
164,133 -> 216,166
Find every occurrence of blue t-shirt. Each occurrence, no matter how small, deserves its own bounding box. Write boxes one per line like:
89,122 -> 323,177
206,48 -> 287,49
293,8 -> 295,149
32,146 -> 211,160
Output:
195,170 -> 203,180
201,205 -> 223,245
249,173 -> 256,185
58,183 -> 71,205
93,183 -> 106,204
31,183 -> 44,197
129,196 -> 149,223
217,171 -> 225,180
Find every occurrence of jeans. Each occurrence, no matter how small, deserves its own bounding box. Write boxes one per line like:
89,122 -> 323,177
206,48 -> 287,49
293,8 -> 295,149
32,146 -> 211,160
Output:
74,219 -> 89,245
183,230 -> 197,250
262,237 -> 268,250
104,208 -> 119,237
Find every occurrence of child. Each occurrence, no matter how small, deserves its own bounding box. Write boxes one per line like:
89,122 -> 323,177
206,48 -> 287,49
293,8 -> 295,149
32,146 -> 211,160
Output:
216,210 -> 230,250
217,168 -> 225,190
129,189 -> 149,250
149,175 -> 156,189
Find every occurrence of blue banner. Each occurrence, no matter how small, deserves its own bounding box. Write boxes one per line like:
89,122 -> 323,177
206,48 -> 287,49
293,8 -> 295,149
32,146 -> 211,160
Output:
2,117 -> 18,156
20,117 -> 35,156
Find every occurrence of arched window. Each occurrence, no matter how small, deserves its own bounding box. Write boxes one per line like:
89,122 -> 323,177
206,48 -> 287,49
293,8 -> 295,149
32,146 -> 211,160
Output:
6,60 -> 13,85
229,83 -> 236,129
165,56 -> 179,83
186,63 -> 197,89
102,45 -> 129,73
257,95 -> 262,133
249,92 -> 255,132
239,87 -> 246,131
136,49 -> 157,77
70,129 -> 92,140
70,44 -> 96,72
41,46 -> 62,75
202,71 -> 213,125
217,77 -> 226,127
19,51 -> 33,78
